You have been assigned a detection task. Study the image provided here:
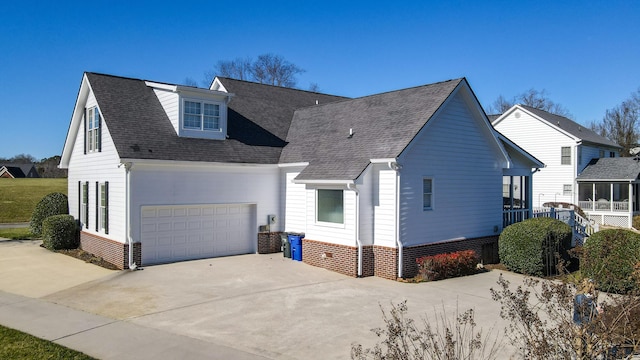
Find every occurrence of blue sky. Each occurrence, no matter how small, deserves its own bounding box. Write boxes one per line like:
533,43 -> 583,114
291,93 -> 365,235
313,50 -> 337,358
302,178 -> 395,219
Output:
1,1 -> 638,160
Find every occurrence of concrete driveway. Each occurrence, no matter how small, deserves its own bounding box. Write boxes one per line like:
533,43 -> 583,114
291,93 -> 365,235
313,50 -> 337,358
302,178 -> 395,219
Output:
39,253 -> 524,359
0,239 -> 116,298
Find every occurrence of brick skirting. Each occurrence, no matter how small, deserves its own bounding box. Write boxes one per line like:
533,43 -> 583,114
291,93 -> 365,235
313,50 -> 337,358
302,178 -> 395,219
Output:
80,232 -> 141,270
302,238 -> 373,277
300,236 -> 498,280
258,232 -> 284,254
400,236 -> 499,279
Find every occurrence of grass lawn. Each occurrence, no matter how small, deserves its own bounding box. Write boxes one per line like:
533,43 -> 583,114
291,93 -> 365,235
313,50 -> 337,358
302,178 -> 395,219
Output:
0,178 -> 67,223
0,228 -> 35,240
0,324 -> 95,360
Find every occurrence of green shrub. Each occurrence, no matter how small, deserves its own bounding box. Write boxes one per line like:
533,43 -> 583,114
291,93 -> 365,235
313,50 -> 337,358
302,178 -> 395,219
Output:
415,250 -> 478,281
499,217 -> 572,276
582,229 -> 640,294
42,215 -> 78,250
633,215 -> 640,230
30,192 -> 68,236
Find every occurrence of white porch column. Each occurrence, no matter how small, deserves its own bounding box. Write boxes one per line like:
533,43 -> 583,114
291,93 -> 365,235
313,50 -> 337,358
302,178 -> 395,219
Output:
629,182 -> 633,228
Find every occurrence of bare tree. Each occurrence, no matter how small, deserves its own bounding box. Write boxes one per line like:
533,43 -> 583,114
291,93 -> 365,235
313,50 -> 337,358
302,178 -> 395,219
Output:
10,153 -> 37,164
591,89 -> 640,157
488,89 -> 571,118
203,53 -> 305,88
182,77 -> 198,87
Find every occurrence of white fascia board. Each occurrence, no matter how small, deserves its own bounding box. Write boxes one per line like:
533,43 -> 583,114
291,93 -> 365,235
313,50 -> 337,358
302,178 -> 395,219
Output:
60,74 -> 91,168
369,158 -> 397,163
144,81 -> 176,91
210,77 -> 228,92
120,158 -> 278,169
278,162 -> 309,168
292,179 -> 355,185
576,178 -> 634,182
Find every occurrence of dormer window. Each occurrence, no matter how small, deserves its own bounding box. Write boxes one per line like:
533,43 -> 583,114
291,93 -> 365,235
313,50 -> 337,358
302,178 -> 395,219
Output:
184,100 -> 220,131
146,80 -> 231,140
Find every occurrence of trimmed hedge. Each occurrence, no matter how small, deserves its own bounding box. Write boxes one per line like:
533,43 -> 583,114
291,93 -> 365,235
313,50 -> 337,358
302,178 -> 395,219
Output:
499,217 -> 572,276
30,192 -> 68,236
582,229 -> 640,294
42,215 -> 78,250
633,215 -> 640,230
416,250 -> 478,281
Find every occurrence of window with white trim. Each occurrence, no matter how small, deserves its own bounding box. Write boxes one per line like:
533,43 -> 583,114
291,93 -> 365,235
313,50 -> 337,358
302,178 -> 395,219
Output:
183,100 -> 220,131
99,182 -> 108,233
423,178 -> 433,210
81,182 -> 88,228
563,184 -> 572,196
317,189 -> 344,224
561,147 -> 571,165
86,107 -> 100,152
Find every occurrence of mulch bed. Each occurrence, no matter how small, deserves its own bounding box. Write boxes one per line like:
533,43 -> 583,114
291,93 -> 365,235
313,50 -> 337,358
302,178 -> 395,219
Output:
52,247 -> 121,270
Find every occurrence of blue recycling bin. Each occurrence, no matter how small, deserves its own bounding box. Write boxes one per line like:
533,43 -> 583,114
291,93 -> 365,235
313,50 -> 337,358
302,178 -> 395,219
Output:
288,233 -> 303,261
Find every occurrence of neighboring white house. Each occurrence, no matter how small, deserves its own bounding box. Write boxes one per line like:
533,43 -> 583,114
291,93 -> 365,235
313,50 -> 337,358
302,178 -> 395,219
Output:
492,105 -> 621,210
60,73 -> 542,279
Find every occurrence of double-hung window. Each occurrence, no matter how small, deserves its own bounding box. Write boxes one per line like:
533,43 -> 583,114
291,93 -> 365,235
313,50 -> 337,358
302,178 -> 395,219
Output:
81,182 -> 88,228
317,189 -> 344,224
563,184 -> 572,196
99,182 -> 109,233
86,107 -> 100,152
183,100 -> 220,131
561,147 -> 571,165
423,178 -> 433,210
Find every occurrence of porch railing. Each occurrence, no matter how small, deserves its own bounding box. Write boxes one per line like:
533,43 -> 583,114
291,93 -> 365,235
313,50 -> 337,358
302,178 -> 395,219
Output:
578,200 -> 629,212
532,208 -> 594,246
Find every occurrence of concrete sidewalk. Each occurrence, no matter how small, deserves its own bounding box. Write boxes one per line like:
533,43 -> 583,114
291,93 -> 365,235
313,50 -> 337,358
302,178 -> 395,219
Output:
0,291 -> 267,360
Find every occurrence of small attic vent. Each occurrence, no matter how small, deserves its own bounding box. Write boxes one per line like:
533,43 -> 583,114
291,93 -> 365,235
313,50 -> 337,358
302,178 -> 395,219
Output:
514,111 -> 521,118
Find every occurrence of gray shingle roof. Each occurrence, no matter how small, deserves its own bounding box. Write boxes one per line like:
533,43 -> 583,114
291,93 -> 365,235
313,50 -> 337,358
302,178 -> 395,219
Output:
86,73 -> 346,164
577,157 -> 640,181
280,79 -> 463,180
520,105 -> 621,148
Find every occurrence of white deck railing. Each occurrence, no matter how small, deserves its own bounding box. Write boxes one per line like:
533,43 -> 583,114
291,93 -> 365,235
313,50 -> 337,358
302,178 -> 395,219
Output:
578,201 -> 629,212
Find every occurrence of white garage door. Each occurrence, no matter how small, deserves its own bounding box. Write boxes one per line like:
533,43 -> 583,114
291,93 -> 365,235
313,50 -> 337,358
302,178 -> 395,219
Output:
140,204 -> 255,265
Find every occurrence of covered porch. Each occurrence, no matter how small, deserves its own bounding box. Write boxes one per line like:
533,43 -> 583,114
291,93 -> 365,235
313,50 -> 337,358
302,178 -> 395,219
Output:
576,157 -> 640,229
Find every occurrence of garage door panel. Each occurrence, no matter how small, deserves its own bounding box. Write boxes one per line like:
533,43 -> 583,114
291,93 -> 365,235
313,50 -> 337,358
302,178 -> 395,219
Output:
141,204 -> 255,265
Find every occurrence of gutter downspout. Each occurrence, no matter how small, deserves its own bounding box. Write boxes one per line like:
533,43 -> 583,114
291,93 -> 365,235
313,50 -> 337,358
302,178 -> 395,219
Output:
347,183 -> 362,277
389,161 -> 403,279
123,162 -> 137,270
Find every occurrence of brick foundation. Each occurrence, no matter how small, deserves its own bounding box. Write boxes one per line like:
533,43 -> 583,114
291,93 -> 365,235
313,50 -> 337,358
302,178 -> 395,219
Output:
80,231 -> 141,270
373,246 -> 398,280
257,232 -> 284,254
400,236 -> 499,279
300,236 -> 497,280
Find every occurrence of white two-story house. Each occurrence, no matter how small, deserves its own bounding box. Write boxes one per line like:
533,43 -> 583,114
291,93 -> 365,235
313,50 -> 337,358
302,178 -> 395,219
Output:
492,104 -> 632,227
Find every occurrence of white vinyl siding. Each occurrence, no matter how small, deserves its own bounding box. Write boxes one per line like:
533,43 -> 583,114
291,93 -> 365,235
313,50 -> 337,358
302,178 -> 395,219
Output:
493,108 -> 578,206
68,90 -> 125,243
283,169 -> 307,233
373,168 -> 397,248
400,91 -> 503,246
153,88 -> 180,134
129,163 -> 281,251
